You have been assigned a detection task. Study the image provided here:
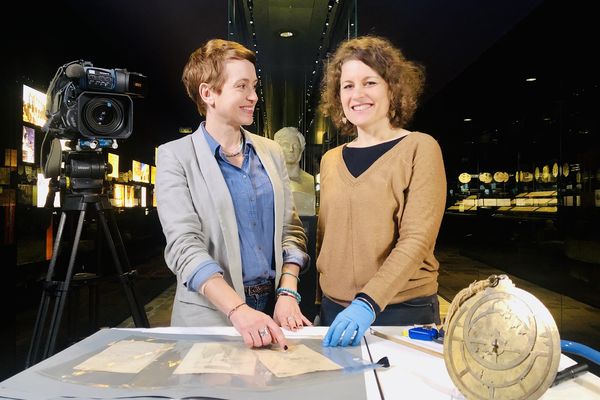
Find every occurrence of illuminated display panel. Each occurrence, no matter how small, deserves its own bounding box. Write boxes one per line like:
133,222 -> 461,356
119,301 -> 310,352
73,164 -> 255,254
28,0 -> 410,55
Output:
107,153 -> 119,179
23,85 -> 47,127
140,186 -> 147,207
151,166 -> 156,184
132,160 -> 150,183
132,160 -> 141,182
36,173 -> 60,208
140,163 -> 150,183
112,184 -> 125,207
22,126 -> 35,163
124,185 -> 135,207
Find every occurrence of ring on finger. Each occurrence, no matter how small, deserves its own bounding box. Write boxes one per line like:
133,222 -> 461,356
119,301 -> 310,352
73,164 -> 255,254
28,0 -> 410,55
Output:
258,327 -> 269,337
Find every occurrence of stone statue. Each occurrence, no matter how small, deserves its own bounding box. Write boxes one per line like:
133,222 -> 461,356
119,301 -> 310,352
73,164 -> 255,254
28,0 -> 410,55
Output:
274,127 -> 316,216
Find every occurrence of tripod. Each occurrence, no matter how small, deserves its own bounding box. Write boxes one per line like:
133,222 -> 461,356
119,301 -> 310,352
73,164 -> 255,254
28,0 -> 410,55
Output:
26,190 -> 150,367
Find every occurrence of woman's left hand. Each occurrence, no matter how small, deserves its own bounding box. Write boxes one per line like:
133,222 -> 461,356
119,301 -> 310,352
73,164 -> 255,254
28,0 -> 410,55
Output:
273,295 -> 313,331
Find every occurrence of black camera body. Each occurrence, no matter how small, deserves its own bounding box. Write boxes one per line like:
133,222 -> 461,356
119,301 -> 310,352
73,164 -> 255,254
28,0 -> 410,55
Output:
44,60 -> 147,140
41,60 -> 147,190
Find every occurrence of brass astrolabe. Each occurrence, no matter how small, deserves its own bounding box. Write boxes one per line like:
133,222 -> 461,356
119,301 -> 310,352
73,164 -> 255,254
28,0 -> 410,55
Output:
459,172 -> 472,184
444,275 -> 560,400
493,172 -> 509,183
479,172 -> 493,184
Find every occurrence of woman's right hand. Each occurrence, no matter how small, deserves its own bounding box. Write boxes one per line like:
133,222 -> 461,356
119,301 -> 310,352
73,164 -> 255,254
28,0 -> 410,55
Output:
229,305 -> 288,349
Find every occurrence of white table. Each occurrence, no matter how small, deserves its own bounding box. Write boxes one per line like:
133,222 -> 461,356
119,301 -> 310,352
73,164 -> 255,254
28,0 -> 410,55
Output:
1,326 -> 599,399
364,326 -> 600,399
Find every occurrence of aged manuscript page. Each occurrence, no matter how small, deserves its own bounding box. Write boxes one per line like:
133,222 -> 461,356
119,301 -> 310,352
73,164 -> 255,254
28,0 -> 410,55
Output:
174,342 -> 341,378
255,344 -> 342,377
174,342 -> 258,376
74,340 -> 173,373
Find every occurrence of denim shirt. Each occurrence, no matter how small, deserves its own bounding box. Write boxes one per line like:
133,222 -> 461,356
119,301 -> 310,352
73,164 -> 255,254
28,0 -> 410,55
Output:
186,123 -> 307,292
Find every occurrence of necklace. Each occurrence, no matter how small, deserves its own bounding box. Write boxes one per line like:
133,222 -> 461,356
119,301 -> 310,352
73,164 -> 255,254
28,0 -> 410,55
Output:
221,136 -> 244,158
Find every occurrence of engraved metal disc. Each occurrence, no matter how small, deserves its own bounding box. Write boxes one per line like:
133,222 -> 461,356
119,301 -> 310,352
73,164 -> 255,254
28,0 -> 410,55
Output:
479,172 -> 493,184
459,172 -> 472,184
493,172 -> 508,183
444,278 -> 560,399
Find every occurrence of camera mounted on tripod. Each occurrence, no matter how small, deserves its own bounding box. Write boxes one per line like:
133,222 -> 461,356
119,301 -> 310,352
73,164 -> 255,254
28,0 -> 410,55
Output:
41,60 -> 147,193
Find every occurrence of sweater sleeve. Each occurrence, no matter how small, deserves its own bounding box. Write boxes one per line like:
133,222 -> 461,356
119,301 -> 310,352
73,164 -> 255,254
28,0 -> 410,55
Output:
361,135 -> 446,309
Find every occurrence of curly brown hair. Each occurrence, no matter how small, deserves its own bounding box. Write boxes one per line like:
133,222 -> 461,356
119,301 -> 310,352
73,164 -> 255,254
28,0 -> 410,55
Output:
320,35 -> 425,135
182,39 -> 255,116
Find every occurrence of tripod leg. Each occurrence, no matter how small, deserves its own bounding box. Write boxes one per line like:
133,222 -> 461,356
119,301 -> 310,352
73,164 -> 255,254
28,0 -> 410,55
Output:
95,203 -> 150,327
44,206 -> 87,359
26,210 -> 68,367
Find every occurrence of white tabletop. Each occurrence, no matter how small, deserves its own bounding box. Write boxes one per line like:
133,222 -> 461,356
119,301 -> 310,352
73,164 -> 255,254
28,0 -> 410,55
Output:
3,326 -> 599,399
363,326 -> 600,399
123,326 -> 600,399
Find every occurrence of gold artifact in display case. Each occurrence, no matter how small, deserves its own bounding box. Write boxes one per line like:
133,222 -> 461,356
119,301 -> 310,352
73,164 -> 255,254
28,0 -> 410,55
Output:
458,172 -> 472,184
519,171 -> 533,183
444,275 -> 560,400
508,191 -> 558,213
493,171 -> 509,183
562,162 -> 570,177
534,167 -> 540,181
479,172 -> 493,184
552,162 -> 559,178
542,165 -> 550,181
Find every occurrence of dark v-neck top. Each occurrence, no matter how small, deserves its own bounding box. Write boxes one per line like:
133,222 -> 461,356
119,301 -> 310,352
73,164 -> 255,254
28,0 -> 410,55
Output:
342,136 -> 406,178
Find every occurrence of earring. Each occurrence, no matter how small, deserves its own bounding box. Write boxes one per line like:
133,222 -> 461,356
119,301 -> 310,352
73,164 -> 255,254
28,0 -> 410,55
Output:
341,117 -> 347,124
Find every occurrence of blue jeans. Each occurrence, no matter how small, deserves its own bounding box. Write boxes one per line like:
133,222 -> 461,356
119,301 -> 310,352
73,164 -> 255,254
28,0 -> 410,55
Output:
320,294 -> 441,326
245,292 -> 275,315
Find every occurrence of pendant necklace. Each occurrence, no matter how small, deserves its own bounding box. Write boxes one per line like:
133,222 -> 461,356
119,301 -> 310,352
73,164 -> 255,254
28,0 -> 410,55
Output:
222,136 -> 244,158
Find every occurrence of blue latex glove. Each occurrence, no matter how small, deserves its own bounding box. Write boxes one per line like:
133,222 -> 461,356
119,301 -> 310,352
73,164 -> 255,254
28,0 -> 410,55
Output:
323,299 -> 375,347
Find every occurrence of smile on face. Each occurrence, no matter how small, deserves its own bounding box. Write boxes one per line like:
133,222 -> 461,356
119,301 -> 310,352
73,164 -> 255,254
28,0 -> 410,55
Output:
211,59 -> 258,127
340,59 -> 391,132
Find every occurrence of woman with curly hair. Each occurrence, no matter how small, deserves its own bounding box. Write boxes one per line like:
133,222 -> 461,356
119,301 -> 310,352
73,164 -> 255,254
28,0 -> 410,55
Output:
318,35 -> 447,347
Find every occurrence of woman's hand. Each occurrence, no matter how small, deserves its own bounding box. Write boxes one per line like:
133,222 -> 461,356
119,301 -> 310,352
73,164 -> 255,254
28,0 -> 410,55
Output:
229,305 -> 288,349
273,295 -> 313,331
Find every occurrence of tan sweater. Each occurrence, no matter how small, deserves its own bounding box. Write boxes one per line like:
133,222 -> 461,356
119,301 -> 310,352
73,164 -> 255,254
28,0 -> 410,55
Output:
316,132 -> 446,310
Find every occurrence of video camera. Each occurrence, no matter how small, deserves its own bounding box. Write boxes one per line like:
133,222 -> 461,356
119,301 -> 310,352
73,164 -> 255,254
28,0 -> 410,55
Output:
41,60 -> 147,192
44,60 -> 147,141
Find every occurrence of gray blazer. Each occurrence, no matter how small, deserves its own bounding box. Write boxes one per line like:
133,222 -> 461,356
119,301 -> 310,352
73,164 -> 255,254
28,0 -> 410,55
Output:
156,127 -> 307,326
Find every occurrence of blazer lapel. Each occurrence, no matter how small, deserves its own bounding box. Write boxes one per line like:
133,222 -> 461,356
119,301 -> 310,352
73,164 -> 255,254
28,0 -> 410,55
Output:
191,129 -> 244,297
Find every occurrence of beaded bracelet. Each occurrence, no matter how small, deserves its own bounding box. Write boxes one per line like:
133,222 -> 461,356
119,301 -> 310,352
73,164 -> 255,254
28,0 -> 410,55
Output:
277,291 -> 297,301
281,272 -> 300,282
227,302 -> 246,320
276,287 -> 301,304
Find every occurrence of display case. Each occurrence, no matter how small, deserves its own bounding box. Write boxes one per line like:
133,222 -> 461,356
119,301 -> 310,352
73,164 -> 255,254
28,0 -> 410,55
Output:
445,159 -> 588,219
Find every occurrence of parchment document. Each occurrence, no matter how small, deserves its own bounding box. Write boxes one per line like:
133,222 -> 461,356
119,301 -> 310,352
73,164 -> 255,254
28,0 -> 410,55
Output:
74,340 -> 172,373
256,344 -> 342,377
174,342 -> 258,376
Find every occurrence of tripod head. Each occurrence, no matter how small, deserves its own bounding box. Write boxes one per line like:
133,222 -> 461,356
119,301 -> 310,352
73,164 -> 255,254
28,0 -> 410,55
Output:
43,138 -> 116,207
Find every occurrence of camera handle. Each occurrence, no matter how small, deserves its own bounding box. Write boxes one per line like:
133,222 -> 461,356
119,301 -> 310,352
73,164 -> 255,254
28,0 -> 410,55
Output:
26,192 -> 150,367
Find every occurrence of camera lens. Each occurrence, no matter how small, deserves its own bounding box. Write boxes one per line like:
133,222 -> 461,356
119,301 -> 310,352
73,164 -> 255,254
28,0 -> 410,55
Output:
82,97 -> 124,135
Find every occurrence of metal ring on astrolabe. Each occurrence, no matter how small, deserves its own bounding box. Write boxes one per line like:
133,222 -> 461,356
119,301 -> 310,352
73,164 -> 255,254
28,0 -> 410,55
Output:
443,276 -> 560,400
